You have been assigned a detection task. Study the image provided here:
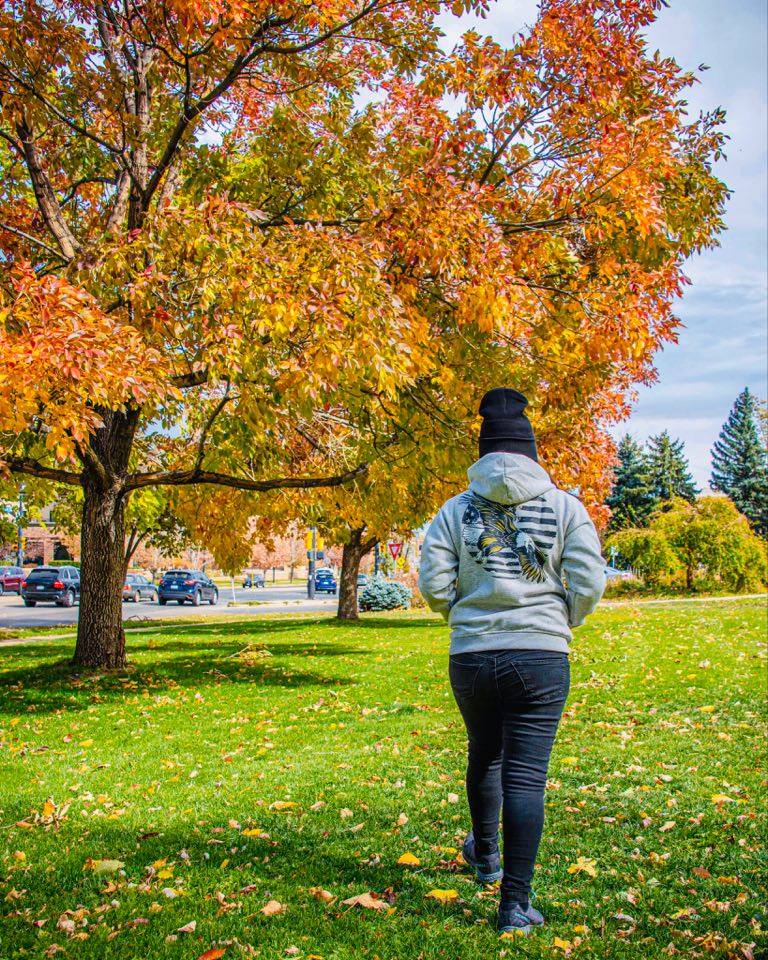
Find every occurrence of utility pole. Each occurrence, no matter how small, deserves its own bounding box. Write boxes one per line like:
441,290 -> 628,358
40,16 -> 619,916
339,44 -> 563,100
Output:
307,527 -> 317,599
16,484 -> 25,567
373,541 -> 380,576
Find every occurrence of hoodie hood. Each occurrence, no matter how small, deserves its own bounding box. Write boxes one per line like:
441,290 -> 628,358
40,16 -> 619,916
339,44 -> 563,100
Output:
467,452 -> 555,506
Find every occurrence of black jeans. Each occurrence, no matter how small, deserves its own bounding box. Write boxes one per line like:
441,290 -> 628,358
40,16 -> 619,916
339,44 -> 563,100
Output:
449,649 -> 570,902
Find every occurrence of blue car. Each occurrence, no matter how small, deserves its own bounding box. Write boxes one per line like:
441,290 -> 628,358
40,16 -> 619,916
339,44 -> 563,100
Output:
158,569 -> 219,606
314,568 -> 337,594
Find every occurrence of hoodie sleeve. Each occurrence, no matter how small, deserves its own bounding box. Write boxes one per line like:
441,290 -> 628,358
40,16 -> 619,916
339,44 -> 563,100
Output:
418,505 -> 459,620
561,505 -> 606,628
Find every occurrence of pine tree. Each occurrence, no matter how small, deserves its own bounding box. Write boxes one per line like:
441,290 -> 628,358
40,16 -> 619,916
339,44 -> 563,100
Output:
646,431 -> 699,504
711,388 -> 768,536
607,436 -> 657,530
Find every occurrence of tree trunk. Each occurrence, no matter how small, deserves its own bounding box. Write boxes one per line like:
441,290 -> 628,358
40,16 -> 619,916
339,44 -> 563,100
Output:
71,408 -> 138,670
72,475 -> 128,669
337,527 -> 376,621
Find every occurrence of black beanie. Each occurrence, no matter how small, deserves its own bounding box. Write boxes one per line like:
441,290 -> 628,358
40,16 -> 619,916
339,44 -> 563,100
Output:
478,388 -> 538,461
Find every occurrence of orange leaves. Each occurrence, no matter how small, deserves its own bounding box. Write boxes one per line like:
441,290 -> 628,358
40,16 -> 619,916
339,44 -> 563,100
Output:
0,267 -> 168,464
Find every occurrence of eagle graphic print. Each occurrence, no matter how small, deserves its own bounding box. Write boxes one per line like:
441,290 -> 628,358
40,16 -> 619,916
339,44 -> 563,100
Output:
460,492 -> 557,582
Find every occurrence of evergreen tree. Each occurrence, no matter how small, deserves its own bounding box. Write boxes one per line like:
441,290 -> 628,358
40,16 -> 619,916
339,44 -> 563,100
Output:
711,388 -> 768,536
607,436 -> 657,530
646,431 -> 699,504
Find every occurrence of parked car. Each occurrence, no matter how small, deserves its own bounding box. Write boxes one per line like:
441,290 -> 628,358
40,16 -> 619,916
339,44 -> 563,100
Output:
21,566 -> 80,607
158,569 -> 218,606
314,568 -> 338,594
605,566 -> 634,581
356,573 -> 369,588
123,573 -> 158,603
0,565 -> 25,595
242,573 -> 265,589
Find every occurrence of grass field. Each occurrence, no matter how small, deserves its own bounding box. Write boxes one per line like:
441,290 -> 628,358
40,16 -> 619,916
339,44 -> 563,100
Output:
1,599 -> 765,960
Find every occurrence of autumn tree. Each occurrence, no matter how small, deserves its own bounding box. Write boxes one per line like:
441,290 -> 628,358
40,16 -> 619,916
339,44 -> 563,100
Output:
0,0 -> 481,668
1,0 -> 727,667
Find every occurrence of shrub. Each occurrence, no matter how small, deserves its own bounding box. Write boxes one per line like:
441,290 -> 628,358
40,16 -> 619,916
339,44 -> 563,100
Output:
606,496 -> 768,594
358,576 -> 412,612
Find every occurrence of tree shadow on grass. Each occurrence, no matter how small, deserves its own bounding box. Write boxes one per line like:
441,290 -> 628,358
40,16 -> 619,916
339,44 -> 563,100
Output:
0,644 -> 365,720
0,614 -> 440,717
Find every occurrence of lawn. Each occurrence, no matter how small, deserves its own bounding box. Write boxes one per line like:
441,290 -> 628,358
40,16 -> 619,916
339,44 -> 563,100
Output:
0,599 -> 765,960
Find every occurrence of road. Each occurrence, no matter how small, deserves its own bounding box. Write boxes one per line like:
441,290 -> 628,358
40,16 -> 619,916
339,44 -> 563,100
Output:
0,583 -> 339,630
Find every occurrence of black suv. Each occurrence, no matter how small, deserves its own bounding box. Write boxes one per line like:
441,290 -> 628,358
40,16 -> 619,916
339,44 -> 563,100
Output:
22,566 -> 80,607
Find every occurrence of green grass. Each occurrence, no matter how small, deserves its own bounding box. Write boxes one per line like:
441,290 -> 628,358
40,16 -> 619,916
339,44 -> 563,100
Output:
1,600 -> 765,960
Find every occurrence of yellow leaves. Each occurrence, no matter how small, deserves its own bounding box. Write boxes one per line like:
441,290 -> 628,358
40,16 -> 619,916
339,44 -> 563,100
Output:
268,800 -> 297,811
242,828 -> 270,839
567,857 -> 598,877
84,859 -> 124,875
425,889 -> 459,903
659,821 -> 676,832
396,852 -> 420,866
552,936 -> 576,954
711,794 -> 736,805
41,799 -> 56,819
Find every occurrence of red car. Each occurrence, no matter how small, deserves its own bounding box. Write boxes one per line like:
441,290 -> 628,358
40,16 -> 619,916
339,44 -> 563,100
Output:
0,565 -> 25,595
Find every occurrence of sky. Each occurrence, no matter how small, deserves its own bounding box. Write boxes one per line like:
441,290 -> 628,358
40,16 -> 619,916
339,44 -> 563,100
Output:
438,0 -> 768,489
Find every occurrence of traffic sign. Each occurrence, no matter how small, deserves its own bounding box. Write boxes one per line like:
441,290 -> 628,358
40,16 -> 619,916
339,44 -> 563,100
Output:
388,541 -> 403,560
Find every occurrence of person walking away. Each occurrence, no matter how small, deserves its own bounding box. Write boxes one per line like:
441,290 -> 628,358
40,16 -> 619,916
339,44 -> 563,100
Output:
418,388 -> 605,935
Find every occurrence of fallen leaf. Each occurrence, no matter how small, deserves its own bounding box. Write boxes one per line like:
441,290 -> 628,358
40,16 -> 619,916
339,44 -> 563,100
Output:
396,812 -> 408,827
197,951 -> 227,960
342,892 -> 389,910
567,857 -> 598,877
177,921 -> 197,934
425,889 -> 459,903
90,859 -> 124,875
309,887 -> 335,903
552,937 -> 574,954
397,852 -> 421,866
659,821 -> 676,832
261,900 -> 286,916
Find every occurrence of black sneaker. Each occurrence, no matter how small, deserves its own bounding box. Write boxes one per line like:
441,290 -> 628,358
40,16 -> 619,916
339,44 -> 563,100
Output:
462,830 -> 503,884
498,900 -> 545,935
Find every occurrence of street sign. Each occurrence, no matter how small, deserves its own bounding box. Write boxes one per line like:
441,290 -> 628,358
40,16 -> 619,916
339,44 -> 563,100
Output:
388,542 -> 403,560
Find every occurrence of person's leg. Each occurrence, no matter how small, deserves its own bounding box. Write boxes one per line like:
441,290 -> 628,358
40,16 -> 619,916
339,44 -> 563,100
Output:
497,651 -> 570,906
449,652 -> 503,861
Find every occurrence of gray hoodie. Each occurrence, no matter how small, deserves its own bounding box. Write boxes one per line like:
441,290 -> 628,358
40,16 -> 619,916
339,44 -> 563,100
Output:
418,453 -> 605,654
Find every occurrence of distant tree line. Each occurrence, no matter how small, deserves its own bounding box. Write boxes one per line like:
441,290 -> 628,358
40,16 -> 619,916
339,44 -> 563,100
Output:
608,388 -> 768,537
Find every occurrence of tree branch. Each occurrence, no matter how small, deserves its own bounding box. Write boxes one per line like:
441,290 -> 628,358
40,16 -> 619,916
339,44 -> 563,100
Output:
1,456 -> 82,486
15,119 -> 81,260
0,221 -> 66,260
124,461 -> 371,492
